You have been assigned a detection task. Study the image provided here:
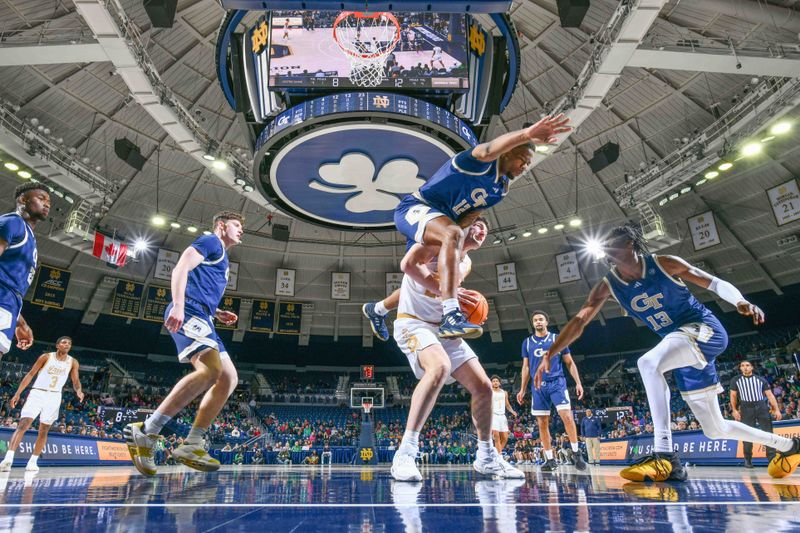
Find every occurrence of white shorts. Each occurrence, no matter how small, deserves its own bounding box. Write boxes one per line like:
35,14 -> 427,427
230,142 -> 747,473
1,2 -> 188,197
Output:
491,414 -> 509,433
20,389 -> 62,425
394,317 -> 478,385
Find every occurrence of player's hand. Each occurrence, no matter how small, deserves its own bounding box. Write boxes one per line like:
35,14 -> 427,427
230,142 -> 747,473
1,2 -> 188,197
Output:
165,305 -> 185,333
576,383 -> 584,400
76,391 -> 85,403
511,411 -> 518,418
773,409 -> 783,421
10,395 -> 19,408
524,113 -> 572,145
516,390 -> 525,405
216,309 -> 238,325
533,364 -> 546,390
457,288 -> 480,307
732,409 -> 741,421
736,301 -> 764,325
15,322 -> 33,350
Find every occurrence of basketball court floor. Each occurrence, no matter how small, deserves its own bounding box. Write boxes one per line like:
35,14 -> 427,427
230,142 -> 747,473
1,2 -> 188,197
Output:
1,465 -> 798,531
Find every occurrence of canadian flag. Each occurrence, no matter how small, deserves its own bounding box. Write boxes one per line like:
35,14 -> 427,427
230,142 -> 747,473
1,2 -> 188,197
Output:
92,232 -> 128,267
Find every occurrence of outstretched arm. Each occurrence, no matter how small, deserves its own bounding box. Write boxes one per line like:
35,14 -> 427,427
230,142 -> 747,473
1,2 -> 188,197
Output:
656,255 -> 764,325
471,114 -> 571,162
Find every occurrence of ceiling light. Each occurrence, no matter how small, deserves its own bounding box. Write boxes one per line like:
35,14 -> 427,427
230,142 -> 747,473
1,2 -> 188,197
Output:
704,170 -> 719,179
554,223 -> 565,230
770,121 -> 792,135
17,170 -> 31,179
680,186 -> 692,194
669,192 -> 679,201
187,226 -> 198,233
4,162 -> 19,171
234,177 -> 246,186
522,230 -> 532,237
585,239 -> 605,260
212,160 -> 228,170
151,215 -> 166,226
507,234 -> 517,241
695,178 -> 707,186
170,222 -> 181,229
718,162 -> 733,171
535,145 -> 549,153
569,218 -> 582,227
243,184 -> 254,193
133,239 -> 149,253
659,198 -> 669,206
538,227 -> 548,234
203,230 -> 212,236
202,153 -> 215,161
492,237 -> 502,245
54,190 -> 64,198
741,142 -> 762,157
64,195 -> 74,204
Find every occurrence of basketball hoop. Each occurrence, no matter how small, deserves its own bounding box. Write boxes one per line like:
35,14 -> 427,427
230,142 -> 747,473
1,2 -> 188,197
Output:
333,11 -> 401,87
361,398 -> 374,415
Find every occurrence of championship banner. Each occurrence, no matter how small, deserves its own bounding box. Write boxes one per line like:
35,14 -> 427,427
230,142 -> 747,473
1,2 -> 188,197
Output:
226,261 -> 240,291
556,251 -> 581,283
214,296 -> 241,330
276,268 -> 295,297
31,264 -> 70,309
331,272 -> 350,300
0,428 -> 130,466
687,211 -> 721,251
386,273 -> 402,296
496,263 -> 517,292
154,249 -> 180,281
277,301 -> 302,334
110,279 -> 144,318
142,285 -> 172,322
250,299 -> 276,332
767,179 -> 800,226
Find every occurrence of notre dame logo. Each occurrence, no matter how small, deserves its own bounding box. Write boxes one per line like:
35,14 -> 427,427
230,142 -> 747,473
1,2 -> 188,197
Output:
372,95 -> 390,109
259,301 -> 269,310
125,282 -> 135,293
287,303 -> 295,312
50,269 -> 61,280
251,20 -> 268,54
360,447 -> 374,462
157,288 -> 167,298
224,297 -> 233,307
469,23 -> 485,56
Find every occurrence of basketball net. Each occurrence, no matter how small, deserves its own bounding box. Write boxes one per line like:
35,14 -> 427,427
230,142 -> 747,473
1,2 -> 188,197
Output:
361,398 -> 373,415
333,11 -> 400,87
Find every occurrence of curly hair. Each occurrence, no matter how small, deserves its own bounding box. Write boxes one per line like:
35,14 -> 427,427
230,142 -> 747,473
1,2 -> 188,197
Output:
606,223 -> 649,255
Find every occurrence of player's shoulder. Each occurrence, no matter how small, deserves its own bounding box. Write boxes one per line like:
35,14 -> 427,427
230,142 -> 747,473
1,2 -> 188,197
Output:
192,234 -> 224,254
0,212 -> 24,230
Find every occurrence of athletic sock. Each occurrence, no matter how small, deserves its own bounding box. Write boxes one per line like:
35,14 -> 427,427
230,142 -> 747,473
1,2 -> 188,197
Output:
544,449 -> 554,460
653,429 -> 673,453
398,430 -> 420,456
185,426 -> 208,446
570,442 -> 579,453
476,439 -> 493,461
442,298 -> 459,314
28,455 -> 38,464
143,411 -> 171,436
3,451 -> 14,462
373,301 -> 389,316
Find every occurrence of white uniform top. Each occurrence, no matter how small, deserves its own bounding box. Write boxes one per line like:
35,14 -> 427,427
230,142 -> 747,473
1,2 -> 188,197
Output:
31,352 -> 73,392
397,254 -> 472,323
433,46 -> 443,58
492,389 -> 507,416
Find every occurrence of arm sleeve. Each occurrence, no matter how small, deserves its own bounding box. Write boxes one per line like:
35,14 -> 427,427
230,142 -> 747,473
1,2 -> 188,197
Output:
0,216 -> 23,245
729,376 -> 739,392
521,339 -> 528,359
191,235 -> 222,261
452,150 -> 494,175
761,377 -> 771,394
708,277 -> 746,306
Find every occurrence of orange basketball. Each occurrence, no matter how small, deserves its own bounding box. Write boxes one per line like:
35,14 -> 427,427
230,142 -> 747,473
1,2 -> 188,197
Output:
459,289 -> 489,325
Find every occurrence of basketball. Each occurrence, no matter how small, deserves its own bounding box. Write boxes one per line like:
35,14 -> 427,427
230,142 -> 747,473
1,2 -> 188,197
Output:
459,289 -> 489,325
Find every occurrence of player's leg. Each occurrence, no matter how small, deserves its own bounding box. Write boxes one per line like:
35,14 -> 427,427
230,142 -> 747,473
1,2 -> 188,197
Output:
26,422 -> 52,472
0,417 -> 34,470
535,414 -> 557,471
557,408 -> 586,470
491,430 -> 501,454
362,288 -> 399,341
498,431 -> 509,453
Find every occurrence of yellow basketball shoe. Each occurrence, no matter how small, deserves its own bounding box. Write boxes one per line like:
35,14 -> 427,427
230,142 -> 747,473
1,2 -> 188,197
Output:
768,438 -> 800,479
620,453 -> 673,482
173,443 -> 221,473
124,422 -> 158,477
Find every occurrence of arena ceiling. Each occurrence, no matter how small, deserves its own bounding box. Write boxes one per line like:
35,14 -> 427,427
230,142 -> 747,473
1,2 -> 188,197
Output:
0,0 -> 799,338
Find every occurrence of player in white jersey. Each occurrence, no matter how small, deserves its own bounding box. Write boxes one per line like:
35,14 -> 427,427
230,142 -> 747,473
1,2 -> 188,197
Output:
390,218 -> 524,481
0,337 -> 83,472
490,375 -> 517,454
430,45 -> 445,70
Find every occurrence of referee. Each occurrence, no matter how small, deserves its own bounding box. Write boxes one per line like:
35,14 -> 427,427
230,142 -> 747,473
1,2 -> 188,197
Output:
730,360 -> 783,468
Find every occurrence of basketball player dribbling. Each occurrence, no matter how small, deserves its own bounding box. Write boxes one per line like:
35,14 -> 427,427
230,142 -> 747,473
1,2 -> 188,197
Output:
389,218 -> 523,481
0,336 -> 83,472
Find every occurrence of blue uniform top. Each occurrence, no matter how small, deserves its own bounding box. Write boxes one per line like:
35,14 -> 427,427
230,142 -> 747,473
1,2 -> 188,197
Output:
603,254 -> 717,336
416,150 -> 510,221
0,213 -> 38,299
522,332 -> 570,382
185,235 -> 229,314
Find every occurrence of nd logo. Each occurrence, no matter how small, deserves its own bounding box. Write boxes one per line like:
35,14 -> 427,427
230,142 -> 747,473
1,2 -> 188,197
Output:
360,447 -> 374,462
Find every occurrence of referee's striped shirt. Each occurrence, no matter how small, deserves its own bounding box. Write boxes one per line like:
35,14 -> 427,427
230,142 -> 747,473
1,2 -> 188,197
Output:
730,374 -> 770,403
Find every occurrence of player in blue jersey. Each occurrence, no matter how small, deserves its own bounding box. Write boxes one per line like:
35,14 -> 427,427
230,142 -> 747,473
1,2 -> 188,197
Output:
0,183 -> 49,357
389,114 -> 571,340
125,211 -> 243,476
534,224 -> 800,482
517,310 -> 586,472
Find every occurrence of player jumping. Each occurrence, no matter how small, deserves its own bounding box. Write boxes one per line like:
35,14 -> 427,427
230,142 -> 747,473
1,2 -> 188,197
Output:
125,211 -> 243,476
534,224 -> 800,481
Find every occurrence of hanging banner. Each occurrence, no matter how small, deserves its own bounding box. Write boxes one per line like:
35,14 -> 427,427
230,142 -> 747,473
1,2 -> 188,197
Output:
386,273 -> 403,296
250,299 -> 275,333
142,285 -> 172,322
331,272 -> 350,300
226,261 -> 240,291
110,279 -> 144,318
31,265 -> 70,309
154,249 -> 180,281
687,211 -> 721,251
277,301 -> 302,334
767,179 -> 800,226
556,251 -> 581,283
496,263 -> 517,292
276,269 -> 295,297
214,296 -> 241,330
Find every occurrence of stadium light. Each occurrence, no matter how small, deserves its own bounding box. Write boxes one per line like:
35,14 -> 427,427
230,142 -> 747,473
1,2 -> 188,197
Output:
507,234 -> 518,241
170,222 -> 181,229
695,178 -> 707,187
535,145 -> 550,153
569,218 -> 582,227
203,230 -> 212,236
17,170 -> 31,179
202,153 -> 216,161
538,227 -> 548,234
718,162 -> 733,171
492,237 -> 502,245
151,215 -> 166,226
704,170 -> 719,179
554,223 -> 565,230
133,239 -> 149,253
669,192 -> 679,201
741,142 -> 762,157
770,121 -> 792,135
187,226 -> 198,233
522,230 -> 532,237
585,239 -> 606,260
4,162 -> 19,171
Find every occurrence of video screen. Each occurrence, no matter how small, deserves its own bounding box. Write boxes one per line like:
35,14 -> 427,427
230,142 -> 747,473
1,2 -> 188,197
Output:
268,11 -> 469,90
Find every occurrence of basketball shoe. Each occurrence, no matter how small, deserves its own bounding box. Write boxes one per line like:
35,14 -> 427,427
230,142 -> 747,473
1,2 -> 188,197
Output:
620,453 -> 675,482
439,309 -> 482,339
172,443 -> 221,473
768,437 -> 800,479
391,452 -> 422,482
362,302 -> 389,341
124,422 -> 158,476
474,448 -> 525,479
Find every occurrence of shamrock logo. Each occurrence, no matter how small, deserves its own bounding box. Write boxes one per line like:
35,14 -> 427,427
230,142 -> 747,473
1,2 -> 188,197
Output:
309,153 -> 425,213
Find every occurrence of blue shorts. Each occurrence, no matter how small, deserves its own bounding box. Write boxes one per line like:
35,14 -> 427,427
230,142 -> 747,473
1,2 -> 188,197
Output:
669,319 -> 728,394
165,301 -> 229,363
394,194 -> 447,245
0,289 -> 21,354
531,376 -> 571,416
